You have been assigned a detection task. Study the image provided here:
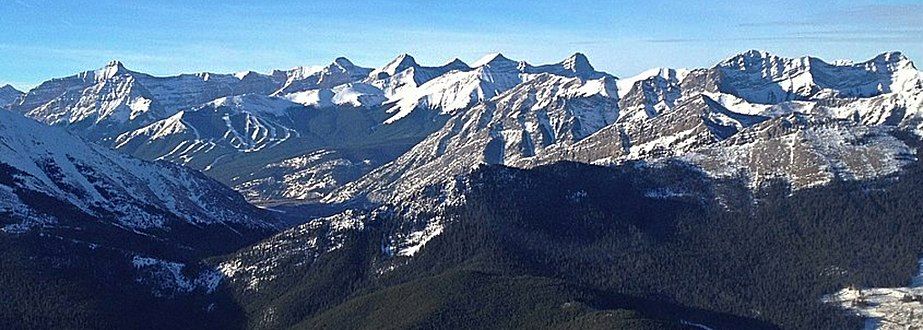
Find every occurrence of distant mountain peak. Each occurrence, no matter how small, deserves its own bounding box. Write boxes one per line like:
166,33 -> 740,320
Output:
739,49 -> 773,58
95,59 -> 131,80
472,52 -> 516,68
443,58 -> 470,70
869,51 -> 915,70
874,51 -> 907,62
563,52 -> 592,69
373,54 -> 419,78
106,59 -> 125,68
234,70 -> 260,80
519,53 -> 605,79
0,84 -> 22,94
333,56 -> 356,67
0,84 -> 23,107
396,53 -> 415,60
722,50 -> 915,71
327,57 -> 368,74
559,52 -> 597,77
721,49 -> 782,65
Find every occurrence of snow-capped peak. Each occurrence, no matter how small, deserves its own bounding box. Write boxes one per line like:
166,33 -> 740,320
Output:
274,58 -> 372,95
94,60 -> 131,81
615,67 -> 689,99
371,54 -> 419,79
870,51 -> 916,70
472,52 -> 518,69
873,51 -> 910,63
722,49 -> 776,63
442,58 -> 471,72
562,52 -> 594,73
714,50 -> 923,104
106,59 -> 126,69
234,70 -> 259,80
719,50 -> 914,71
285,57 -> 364,81
717,49 -> 806,75
574,75 -> 619,98
524,53 -> 607,79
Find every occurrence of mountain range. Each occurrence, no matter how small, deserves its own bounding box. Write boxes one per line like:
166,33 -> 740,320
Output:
6,50 -> 921,206
3,50 -> 923,329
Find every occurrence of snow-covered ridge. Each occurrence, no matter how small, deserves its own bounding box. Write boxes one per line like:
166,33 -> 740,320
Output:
381,52 -> 613,123
94,53 -> 617,203
11,50 -> 923,206
716,49 -> 920,104
327,50 -> 923,204
0,109 -> 271,232
11,60 -> 286,139
113,93 -> 303,168
274,57 -> 372,96
616,67 -> 689,99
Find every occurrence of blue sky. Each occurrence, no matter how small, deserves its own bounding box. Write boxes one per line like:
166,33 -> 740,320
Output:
1,0 -> 921,90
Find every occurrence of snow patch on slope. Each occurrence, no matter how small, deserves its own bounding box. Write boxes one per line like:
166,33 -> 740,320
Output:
824,257 -> 923,329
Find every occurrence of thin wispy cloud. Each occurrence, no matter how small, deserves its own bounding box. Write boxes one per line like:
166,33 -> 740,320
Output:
838,4 -> 923,24
646,35 -> 923,44
736,21 -> 830,28
648,3 -> 923,47
0,1 -> 920,90
736,4 -> 923,28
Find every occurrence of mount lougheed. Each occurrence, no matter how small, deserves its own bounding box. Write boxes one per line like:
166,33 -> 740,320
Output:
2,50 -> 923,329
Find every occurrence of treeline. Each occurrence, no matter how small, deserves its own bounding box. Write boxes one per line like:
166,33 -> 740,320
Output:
8,145 -> 923,329
411,159 -> 923,329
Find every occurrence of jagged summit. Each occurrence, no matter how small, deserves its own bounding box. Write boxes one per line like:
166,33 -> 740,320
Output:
713,49 -> 922,104
721,50 -> 916,70
873,51 -> 908,62
106,59 -> 126,68
718,49 -> 790,69
327,56 -> 369,74
853,51 -> 909,67
464,52 -> 608,79
868,51 -> 916,70
274,57 -> 373,95
562,52 -> 593,72
332,56 -> 355,66
472,52 -> 518,68
525,52 -> 606,79
442,58 -> 470,71
723,49 -> 778,61
371,53 -> 419,79
94,59 -> 132,80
